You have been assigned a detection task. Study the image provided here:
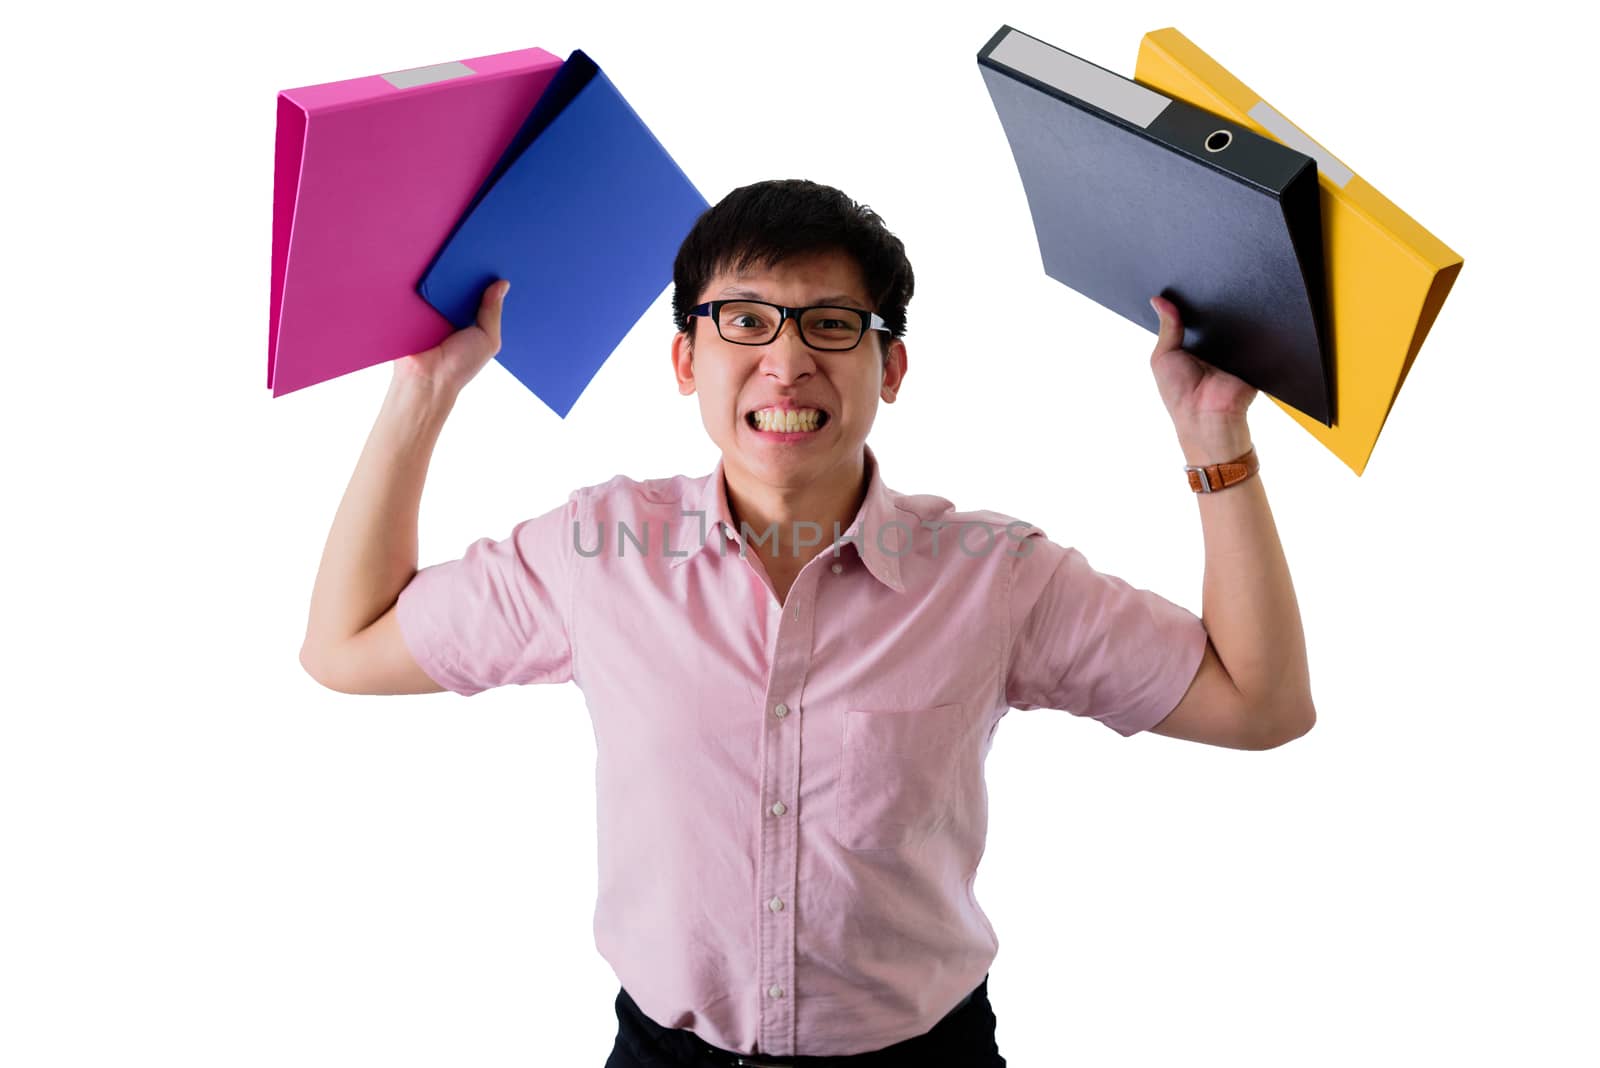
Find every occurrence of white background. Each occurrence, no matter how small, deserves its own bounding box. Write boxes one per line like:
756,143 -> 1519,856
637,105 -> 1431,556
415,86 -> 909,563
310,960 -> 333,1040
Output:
4,0 -> 1595,1065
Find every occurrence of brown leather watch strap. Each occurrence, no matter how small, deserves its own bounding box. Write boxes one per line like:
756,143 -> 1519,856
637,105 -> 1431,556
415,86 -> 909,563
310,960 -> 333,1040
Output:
1184,446 -> 1259,493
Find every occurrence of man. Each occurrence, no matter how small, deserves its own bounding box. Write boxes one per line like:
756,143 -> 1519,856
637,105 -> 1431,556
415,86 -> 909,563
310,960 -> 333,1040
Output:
299,179 -> 1316,1067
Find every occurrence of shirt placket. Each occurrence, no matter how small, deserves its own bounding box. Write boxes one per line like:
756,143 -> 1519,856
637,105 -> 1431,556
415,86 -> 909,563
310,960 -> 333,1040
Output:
753,564 -> 819,1057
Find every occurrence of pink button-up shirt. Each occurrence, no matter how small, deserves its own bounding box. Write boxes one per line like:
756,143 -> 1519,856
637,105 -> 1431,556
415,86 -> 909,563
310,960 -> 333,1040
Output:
396,443 -> 1207,1057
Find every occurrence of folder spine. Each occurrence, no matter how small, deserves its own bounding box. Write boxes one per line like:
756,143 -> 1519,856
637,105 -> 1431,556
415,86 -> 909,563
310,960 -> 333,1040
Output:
1277,164 -> 1334,423
270,92 -> 309,389
979,26 -> 1314,198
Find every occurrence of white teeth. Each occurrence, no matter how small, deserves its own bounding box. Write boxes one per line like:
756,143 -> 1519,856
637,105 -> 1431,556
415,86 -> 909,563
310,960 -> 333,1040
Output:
752,408 -> 823,432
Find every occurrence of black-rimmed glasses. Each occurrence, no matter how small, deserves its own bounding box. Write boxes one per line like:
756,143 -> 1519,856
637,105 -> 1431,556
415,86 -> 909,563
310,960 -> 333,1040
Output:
688,300 -> 889,352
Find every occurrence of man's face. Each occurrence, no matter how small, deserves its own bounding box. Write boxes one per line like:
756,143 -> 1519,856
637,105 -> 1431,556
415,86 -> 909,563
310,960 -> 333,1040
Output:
672,249 -> 907,493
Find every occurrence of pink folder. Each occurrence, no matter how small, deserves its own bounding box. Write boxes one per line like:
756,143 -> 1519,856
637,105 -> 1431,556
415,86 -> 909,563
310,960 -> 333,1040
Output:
269,47 -> 564,396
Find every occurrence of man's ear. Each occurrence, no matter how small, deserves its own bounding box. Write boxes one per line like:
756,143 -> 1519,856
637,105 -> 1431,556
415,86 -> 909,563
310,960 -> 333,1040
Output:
880,336 -> 907,403
672,330 -> 695,396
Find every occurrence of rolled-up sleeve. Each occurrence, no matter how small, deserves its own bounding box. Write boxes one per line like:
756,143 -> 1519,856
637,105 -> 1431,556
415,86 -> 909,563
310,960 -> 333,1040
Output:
1004,532 -> 1208,736
395,489 -> 584,696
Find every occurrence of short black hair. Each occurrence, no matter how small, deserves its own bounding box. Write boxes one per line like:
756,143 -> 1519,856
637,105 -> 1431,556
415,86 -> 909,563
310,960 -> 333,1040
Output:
672,179 -> 914,364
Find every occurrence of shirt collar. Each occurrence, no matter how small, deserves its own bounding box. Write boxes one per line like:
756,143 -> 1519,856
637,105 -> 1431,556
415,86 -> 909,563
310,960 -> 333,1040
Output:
668,442 -> 907,593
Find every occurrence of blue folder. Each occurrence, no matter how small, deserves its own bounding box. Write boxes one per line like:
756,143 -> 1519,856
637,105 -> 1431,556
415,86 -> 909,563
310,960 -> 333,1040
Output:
418,51 -> 708,418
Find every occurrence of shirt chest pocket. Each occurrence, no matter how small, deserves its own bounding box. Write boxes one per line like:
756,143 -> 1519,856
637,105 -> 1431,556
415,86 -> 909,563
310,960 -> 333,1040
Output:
833,703 -> 966,852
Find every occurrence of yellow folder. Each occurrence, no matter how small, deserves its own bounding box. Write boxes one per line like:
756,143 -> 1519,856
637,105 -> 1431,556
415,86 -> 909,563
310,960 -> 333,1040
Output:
1134,28 -> 1463,475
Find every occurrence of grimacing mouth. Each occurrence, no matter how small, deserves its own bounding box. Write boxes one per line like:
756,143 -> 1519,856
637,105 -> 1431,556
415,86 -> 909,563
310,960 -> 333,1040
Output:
745,408 -> 831,429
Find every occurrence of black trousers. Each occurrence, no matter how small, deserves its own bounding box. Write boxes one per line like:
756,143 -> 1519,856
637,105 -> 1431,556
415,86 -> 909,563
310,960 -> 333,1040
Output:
603,975 -> 1006,1067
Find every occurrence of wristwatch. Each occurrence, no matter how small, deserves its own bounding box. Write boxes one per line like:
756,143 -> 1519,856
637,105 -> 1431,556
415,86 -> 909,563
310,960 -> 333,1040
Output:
1184,446 -> 1259,493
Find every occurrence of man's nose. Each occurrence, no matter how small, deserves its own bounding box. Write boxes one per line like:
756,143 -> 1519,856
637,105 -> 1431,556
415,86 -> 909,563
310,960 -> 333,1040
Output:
759,318 -> 818,378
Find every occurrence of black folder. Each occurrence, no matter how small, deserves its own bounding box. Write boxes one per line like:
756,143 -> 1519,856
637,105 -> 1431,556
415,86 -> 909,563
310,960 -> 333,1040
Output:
978,26 -> 1334,426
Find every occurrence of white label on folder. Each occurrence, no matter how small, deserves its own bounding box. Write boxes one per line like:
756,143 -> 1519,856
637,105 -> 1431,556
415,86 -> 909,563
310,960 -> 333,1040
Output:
382,61 -> 476,90
1248,102 -> 1354,188
989,29 -> 1170,128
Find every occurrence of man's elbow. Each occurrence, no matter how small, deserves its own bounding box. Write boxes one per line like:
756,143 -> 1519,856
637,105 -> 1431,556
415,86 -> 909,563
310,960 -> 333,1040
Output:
1256,698 -> 1316,749
299,644 -> 351,694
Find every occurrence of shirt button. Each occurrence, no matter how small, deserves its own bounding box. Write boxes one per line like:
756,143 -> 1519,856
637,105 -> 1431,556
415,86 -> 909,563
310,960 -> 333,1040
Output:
770,801 -> 787,816
768,985 -> 784,999
831,562 -> 843,574
774,703 -> 788,719
768,896 -> 784,912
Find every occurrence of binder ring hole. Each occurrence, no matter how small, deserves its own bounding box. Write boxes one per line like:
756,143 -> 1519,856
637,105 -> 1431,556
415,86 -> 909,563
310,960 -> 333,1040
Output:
1204,130 -> 1233,153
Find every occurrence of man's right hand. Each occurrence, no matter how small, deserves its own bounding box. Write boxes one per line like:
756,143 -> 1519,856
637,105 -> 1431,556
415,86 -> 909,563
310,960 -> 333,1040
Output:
392,280 -> 510,397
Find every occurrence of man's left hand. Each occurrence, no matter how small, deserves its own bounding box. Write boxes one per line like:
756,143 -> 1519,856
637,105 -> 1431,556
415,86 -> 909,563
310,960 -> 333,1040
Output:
1148,295 -> 1258,448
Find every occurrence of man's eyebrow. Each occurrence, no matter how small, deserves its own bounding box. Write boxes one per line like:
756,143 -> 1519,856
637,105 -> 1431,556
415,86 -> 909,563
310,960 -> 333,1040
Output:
717,286 -> 870,307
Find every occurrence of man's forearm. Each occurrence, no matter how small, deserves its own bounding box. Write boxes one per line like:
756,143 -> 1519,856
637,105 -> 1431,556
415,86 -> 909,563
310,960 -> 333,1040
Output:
301,375 -> 457,657
1178,417 -> 1315,732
